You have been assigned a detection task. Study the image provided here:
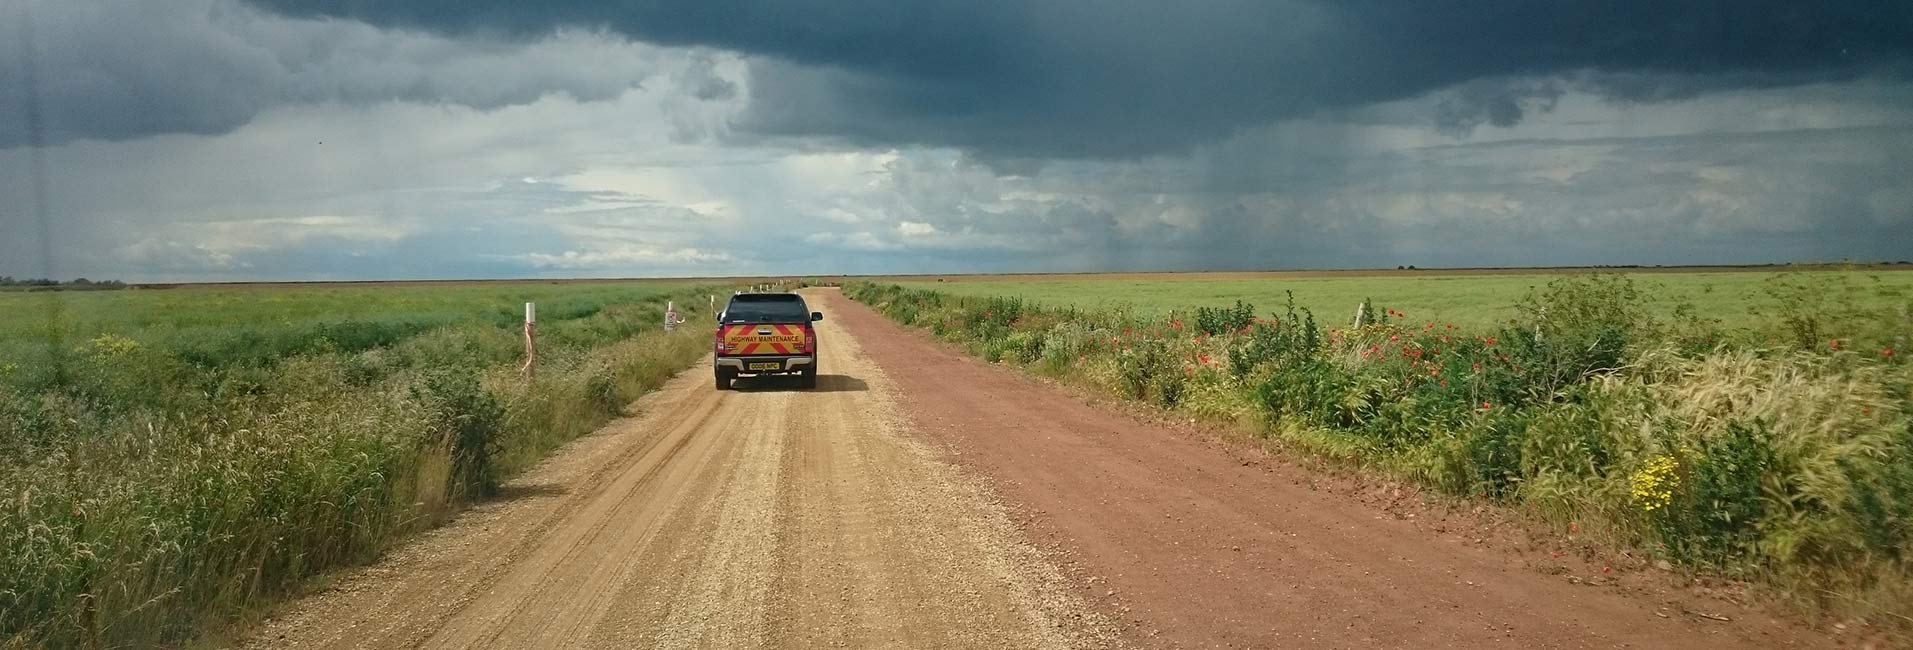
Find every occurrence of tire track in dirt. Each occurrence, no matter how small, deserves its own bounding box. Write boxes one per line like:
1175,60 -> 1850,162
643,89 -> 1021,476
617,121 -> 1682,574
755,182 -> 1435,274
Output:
422,389 -> 754,649
239,290 -> 1114,650
236,374 -> 730,649
818,288 -> 1839,650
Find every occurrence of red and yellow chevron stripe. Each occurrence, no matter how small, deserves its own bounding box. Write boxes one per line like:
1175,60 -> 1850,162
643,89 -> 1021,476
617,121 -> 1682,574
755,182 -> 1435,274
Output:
722,323 -> 809,355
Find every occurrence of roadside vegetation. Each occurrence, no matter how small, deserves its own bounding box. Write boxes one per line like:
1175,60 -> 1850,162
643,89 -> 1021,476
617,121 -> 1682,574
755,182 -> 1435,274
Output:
899,268 -> 1913,330
0,282 -> 717,648
848,271 -> 1913,627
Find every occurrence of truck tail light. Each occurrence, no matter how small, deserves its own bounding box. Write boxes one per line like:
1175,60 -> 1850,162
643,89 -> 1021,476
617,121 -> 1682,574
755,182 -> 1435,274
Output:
714,326 -> 727,352
803,324 -> 816,354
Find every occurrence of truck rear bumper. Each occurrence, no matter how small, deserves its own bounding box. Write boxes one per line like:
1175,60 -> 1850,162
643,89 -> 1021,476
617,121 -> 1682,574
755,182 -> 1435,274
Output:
715,356 -> 814,373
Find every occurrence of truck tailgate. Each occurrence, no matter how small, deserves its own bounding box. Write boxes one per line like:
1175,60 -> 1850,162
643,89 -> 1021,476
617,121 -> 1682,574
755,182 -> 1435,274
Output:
721,323 -> 808,354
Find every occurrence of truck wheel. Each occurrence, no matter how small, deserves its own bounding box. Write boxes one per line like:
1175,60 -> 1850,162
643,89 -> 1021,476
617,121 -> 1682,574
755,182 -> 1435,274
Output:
715,367 -> 735,390
799,367 -> 818,389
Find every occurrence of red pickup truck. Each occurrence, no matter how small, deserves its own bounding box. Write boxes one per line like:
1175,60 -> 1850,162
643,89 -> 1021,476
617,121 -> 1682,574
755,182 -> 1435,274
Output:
713,292 -> 822,390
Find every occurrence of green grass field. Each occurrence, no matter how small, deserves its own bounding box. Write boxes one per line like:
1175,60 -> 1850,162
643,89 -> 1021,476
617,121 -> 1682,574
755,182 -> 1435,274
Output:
1,280 -> 721,648
897,269 -> 1913,331
0,281 -> 710,385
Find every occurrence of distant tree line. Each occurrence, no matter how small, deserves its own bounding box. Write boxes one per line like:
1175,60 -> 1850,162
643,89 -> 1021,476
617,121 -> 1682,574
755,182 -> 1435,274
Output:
1387,261 -> 1913,272
0,276 -> 128,290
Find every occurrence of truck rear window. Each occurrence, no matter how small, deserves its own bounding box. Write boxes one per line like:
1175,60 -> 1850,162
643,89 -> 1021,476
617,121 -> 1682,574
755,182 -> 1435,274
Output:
724,295 -> 809,323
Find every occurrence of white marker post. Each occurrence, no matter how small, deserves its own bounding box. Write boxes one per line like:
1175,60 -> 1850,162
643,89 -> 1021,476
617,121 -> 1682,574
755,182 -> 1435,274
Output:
520,302 -> 537,378
664,301 -> 679,332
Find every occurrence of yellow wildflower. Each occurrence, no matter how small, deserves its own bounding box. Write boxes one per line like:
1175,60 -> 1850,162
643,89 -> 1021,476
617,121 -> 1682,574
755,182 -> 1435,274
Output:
85,333 -> 142,357
1631,454 -> 1679,513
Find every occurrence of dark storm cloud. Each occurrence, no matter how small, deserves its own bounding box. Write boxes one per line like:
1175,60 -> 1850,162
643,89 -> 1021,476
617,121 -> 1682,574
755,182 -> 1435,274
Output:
243,0 -> 1913,157
0,0 -> 716,148
1432,79 -> 1566,137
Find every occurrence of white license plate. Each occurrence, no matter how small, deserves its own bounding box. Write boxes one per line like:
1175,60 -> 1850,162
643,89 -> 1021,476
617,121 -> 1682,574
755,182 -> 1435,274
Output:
747,362 -> 781,371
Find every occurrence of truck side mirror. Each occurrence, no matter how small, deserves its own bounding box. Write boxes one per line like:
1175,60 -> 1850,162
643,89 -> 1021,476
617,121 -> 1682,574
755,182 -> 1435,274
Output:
811,312 -> 824,321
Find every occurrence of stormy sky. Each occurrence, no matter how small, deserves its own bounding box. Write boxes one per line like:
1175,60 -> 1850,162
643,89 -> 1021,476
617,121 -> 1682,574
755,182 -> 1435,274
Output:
3,1 -> 1910,281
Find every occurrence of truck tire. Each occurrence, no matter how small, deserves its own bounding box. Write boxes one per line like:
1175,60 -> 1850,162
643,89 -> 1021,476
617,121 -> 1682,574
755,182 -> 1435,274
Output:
715,367 -> 735,390
799,367 -> 818,389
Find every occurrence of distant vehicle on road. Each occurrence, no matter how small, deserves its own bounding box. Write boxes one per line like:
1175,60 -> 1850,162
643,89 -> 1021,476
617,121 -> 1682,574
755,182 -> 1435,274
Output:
714,292 -> 822,389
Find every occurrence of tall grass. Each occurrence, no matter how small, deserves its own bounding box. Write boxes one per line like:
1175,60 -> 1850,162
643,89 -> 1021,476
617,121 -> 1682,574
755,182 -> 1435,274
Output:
895,268 -> 1913,331
849,273 -> 1913,627
0,283 -> 717,648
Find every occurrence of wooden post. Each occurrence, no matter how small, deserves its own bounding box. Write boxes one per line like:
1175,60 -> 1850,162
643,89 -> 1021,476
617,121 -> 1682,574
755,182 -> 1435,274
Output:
1353,302 -> 1367,329
520,302 -> 536,378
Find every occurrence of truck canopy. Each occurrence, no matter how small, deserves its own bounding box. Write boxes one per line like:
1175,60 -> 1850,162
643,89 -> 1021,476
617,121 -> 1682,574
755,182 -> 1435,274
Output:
724,293 -> 810,323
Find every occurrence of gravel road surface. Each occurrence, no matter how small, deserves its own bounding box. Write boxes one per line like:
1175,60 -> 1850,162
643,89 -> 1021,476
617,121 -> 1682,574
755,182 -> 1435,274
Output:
242,291 -> 1113,649
241,288 -> 1835,649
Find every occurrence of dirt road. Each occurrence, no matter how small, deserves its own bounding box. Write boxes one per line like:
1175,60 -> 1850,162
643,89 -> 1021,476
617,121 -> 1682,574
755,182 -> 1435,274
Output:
242,294 -> 1112,650
244,289 -> 1833,650
823,290 -> 1834,650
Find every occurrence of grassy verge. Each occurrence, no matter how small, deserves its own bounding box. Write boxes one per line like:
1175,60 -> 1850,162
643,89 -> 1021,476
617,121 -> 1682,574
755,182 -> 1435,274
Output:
0,283 -> 718,648
897,268 -> 1913,330
847,274 -> 1913,628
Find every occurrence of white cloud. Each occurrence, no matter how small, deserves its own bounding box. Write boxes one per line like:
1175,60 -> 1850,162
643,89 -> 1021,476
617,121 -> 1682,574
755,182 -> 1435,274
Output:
106,215 -> 414,272
114,240 -> 243,272
896,221 -> 939,237
519,246 -> 735,269
804,231 -> 900,253
199,216 -> 413,251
